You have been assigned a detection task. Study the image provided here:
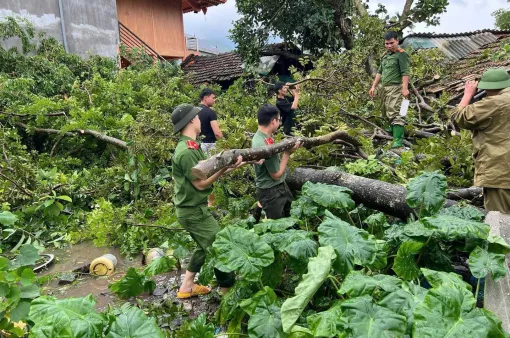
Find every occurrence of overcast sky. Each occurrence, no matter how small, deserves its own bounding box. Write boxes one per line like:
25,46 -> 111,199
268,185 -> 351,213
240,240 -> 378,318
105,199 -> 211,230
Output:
184,0 -> 509,51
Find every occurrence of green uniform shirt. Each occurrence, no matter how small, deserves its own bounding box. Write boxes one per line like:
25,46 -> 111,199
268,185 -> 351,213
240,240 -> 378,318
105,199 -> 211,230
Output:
378,50 -> 411,86
172,136 -> 212,207
252,130 -> 286,189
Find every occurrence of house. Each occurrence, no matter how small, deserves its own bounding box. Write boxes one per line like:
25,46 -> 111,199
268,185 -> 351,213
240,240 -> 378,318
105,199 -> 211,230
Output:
181,43 -> 311,88
421,31 -> 510,101
0,0 -> 227,61
185,35 -> 222,56
401,29 -> 510,60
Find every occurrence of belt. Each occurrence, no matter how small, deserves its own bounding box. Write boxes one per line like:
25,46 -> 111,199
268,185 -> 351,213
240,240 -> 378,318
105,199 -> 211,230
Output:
176,203 -> 207,209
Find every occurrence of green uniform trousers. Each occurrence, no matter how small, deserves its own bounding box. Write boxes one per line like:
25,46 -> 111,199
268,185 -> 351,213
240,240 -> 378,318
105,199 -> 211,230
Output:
176,205 -> 234,287
483,188 -> 510,214
379,85 -> 406,126
256,181 -> 293,219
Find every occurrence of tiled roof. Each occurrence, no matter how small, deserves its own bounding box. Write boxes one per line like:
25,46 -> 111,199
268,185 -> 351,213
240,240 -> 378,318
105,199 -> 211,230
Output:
182,0 -> 227,14
402,29 -> 510,60
181,52 -> 244,85
425,35 -> 510,95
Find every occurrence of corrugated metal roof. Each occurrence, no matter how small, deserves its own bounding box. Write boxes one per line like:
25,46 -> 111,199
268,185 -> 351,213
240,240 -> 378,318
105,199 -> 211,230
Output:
402,29 -> 510,60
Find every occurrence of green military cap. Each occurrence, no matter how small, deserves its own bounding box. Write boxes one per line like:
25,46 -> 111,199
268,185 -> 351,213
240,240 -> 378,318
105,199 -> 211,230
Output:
171,104 -> 202,134
478,68 -> 510,90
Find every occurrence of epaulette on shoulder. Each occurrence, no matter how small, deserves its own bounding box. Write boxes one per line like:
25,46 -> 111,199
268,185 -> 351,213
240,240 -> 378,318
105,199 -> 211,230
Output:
397,48 -> 405,53
186,140 -> 199,150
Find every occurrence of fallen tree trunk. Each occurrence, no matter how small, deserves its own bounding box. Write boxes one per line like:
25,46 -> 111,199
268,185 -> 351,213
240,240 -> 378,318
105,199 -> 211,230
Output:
191,130 -> 361,179
286,167 -> 479,220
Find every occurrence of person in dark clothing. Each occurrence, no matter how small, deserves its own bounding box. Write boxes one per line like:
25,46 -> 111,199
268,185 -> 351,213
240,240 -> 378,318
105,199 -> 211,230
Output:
274,82 -> 301,135
198,88 -> 223,155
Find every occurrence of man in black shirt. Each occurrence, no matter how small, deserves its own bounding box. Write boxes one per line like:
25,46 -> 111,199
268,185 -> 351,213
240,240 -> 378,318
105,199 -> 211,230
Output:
275,82 -> 301,135
198,88 -> 223,155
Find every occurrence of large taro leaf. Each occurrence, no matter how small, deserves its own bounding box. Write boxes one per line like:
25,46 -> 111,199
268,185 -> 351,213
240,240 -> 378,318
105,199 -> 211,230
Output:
420,268 -> 474,313
306,302 -> 344,338
247,296 -> 285,338
240,286 -> 278,316
213,226 -> 274,281
291,195 -> 319,219
468,246 -> 507,281
143,256 -> 176,277
340,296 -> 407,338
302,182 -> 355,211
12,244 -> 39,268
488,234 -> 510,255
404,216 -> 490,241
413,285 -> 507,338
261,253 -> 284,288
108,267 -> 155,298
393,240 -> 425,281
405,171 -> 447,217
439,205 -> 485,222
29,295 -> 105,338
379,282 -> 428,334
185,313 -> 215,338
318,211 -> 378,275
254,218 -> 297,234
339,270 -> 402,298
29,316 -> 75,338
281,246 -> 336,333
106,304 -> 164,338
278,230 -> 318,262
369,240 -> 389,270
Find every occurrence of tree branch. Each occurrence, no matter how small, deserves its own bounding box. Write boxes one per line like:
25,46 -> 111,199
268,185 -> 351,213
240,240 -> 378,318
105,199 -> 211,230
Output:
191,130 -> 362,179
0,170 -> 34,197
14,123 -> 128,150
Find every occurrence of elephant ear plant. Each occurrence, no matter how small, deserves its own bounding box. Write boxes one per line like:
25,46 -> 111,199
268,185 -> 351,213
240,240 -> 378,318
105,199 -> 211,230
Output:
180,171 -> 510,338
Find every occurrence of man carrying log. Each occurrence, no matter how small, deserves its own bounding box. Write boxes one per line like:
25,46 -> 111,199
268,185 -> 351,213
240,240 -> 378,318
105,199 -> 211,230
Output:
369,31 -> 411,152
171,104 -> 250,298
450,68 -> 510,214
252,104 -> 301,219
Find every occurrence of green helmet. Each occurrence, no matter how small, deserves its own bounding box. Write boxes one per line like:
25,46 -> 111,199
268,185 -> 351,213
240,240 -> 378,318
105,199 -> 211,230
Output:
477,68 -> 510,90
171,104 -> 202,134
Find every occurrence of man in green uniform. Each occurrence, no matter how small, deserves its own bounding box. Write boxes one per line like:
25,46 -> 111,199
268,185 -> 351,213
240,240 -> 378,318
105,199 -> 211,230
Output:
252,104 -> 300,219
171,104 -> 247,298
450,68 -> 510,214
369,31 -> 411,150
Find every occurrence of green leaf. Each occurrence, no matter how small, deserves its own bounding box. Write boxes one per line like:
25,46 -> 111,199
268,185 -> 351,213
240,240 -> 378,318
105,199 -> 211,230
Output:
185,313 -> 215,338
291,195 -> 318,219
364,212 -> 389,238
302,182 -> 355,210
29,295 -> 105,338
379,281 -> 428,333
469,246 -> 507,281
406,171 -> 447,217
261,253 -> 283,288
109,267 -> 154,298
213,226 -> 274,281
30,316 -> 75,338
55,195 -> 72,202
318,211 -> 378,275
281,246 -> 336,333
421,268 -> 475,313
217,280 -> 256,324
106,304 -> 164,338
393,240 -> 425,281
339,270 -> 402,298
289,325 -> 314,338
368,239 -> 389,270
271,230 -> 318,262
20,284 -> 40,298
143,256 -> 176,277
240,286 -> 277,316
248,299 -> 285,338
253,217 -> 297,234
12,244 -> 39,268
9,300 -> 31,322
306,303 -> 344,337
413,285 -> 507,338
341,296 -> 407,338
488,234 -> 510,255
0,211 -> 18,226
439,205 -> 484,221
404,216 -> 490,241
20,267 -> 36,286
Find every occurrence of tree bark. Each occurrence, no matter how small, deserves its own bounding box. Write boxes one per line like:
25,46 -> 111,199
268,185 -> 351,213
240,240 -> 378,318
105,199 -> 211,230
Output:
331,1 -> 354,50
286,167 -> 479,220
400,0 -> 414,24
191,130 -> 361,180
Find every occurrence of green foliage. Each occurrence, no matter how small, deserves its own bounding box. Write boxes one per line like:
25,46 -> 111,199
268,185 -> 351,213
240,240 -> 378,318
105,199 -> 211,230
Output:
493,7 -> 510,30
302,182 -> 355,211
469,246 -> 507,282
280,246 -> 336,333
393,240 -> 425,281
406,171 -> 447,217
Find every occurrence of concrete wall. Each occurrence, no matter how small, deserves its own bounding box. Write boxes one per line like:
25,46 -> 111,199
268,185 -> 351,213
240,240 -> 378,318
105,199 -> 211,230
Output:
0,0 -> 119,59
